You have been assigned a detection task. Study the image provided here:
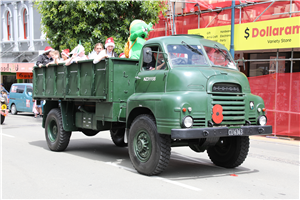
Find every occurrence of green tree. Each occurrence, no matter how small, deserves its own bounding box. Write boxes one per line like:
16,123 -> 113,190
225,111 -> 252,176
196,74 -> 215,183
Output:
35,0 -> 166,55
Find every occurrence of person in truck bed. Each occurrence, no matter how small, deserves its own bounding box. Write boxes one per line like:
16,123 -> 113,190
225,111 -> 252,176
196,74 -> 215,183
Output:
88,43 -> 103,59
36,46 -> 54,67
93,37 -> 118,64
65,44 -> 88,66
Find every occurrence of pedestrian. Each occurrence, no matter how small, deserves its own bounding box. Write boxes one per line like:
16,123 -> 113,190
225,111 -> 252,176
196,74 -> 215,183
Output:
36,46 -> 54,67
32,99 -> 39,118
65,44 -> 88,66
93,37 -> 118,64
34,100 -> 43,117
88,43 -> 103,59
1,90 -> 8,104
1,83 -> 9,94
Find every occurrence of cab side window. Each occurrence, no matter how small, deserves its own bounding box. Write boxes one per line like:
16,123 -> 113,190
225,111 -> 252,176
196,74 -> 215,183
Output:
142,46 -> 166,71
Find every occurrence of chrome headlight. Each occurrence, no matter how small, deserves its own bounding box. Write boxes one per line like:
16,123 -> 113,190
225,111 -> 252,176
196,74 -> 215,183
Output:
182,116 -> 193,128
257,115 -> 267,126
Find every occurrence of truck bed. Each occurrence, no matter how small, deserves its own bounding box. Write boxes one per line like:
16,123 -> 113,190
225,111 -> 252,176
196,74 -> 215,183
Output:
33,58 -> 139,103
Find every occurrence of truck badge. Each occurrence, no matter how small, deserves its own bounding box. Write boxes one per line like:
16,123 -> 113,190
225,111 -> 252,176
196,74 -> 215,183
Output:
143,77 -> 156,81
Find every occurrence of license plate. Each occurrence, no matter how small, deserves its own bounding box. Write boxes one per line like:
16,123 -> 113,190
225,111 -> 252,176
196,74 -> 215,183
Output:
228,128 -> 244,136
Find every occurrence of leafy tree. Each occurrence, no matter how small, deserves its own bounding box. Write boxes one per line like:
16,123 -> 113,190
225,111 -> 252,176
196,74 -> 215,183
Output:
35,0 -> 167,55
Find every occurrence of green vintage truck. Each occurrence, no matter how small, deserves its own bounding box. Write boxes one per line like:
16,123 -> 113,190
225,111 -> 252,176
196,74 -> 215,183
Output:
33,35 -> 272,175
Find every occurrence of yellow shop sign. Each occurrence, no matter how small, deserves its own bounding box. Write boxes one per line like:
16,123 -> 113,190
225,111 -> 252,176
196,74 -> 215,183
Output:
188,16 -> 300,51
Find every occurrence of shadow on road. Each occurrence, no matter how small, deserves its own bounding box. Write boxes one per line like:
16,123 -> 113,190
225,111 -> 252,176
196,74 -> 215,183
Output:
29,136 -> 259,180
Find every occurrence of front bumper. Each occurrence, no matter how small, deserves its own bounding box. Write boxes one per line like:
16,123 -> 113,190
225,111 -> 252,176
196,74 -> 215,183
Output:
171,125 -> 272,139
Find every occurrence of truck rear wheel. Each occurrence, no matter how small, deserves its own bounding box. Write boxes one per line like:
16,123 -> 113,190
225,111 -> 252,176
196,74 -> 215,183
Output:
1,115 -> 5,124
207,136 -> 249,168
128,114 -> 171,175
45,108 -> 71,151
110,128 -> 127,147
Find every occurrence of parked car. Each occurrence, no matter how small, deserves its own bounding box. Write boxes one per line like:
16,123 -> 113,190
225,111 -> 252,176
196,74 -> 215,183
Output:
8,83 -> 34,115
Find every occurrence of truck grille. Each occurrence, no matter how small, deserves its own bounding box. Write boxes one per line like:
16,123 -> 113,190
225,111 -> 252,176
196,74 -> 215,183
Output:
211,94 -> 245,126
193,117 -> 206,127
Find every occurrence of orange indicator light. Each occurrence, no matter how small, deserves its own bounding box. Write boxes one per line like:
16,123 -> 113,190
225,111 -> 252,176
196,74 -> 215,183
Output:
182,108 -> 187,112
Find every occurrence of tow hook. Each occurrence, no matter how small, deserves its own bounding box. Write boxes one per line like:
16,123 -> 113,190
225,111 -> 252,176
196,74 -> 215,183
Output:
203,130 -> 209,136
258,127 -> 264,134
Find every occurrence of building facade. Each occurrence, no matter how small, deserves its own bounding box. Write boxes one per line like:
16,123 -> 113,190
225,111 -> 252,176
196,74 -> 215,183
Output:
1,0 -> 50,91
149,0 -> 300,137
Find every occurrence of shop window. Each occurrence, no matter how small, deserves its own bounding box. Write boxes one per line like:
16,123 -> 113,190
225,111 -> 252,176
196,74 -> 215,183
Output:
278,52 -> 292,73
249,61 -> 270,77
7,12 -> 11,40
23,9 -> 28,39
292,52 -> 300,73
249,53 -> 277,77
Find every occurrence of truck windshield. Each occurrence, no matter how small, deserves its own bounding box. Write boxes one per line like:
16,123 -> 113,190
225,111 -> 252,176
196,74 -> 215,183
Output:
167,44 -> 207,67
203,45 -> 237,69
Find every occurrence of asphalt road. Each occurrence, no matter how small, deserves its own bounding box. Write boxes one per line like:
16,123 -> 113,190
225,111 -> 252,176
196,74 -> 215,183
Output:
1,112 -> 299,199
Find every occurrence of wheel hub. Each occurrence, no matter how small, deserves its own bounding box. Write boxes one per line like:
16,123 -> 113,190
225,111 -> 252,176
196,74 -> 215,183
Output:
48,119 -> 58,142
135,131 -> 151,162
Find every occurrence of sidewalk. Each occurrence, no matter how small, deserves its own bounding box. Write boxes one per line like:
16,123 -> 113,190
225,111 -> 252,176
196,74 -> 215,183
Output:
250,135 -> 300,146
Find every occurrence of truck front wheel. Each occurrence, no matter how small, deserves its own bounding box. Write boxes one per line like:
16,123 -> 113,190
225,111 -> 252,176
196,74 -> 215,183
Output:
110,128 -> 127,147
207,136 -> 249,168
128,114 -> 171,175
45,108 -> 71,151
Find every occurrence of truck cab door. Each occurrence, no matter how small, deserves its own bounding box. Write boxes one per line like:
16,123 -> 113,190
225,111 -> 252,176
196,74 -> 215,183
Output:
135,46 -> 168,93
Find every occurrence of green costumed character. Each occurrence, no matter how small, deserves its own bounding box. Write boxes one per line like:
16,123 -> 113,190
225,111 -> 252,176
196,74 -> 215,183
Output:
124,19 -> 153,59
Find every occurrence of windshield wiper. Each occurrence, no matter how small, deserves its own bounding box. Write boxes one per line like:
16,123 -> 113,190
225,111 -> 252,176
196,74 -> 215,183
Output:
213,44 -> 233,63
181,41 -> 202,55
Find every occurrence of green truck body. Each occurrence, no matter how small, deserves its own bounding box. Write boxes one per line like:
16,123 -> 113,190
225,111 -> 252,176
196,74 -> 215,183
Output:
33,35 -> 272,175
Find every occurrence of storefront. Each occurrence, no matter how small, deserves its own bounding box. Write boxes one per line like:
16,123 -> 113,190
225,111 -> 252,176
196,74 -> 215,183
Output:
148,1 -> 300,137
1,63 -> 34,92
187,16 -> 300,137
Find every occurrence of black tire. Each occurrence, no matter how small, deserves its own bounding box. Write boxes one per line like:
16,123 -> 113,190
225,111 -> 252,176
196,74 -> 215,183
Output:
82,129 -> 99,137
207,136 -> 249,168
45,108 -> 71,151
11,104 -> 17,115
128,114 -> 171,175
1,115 -> 5,124
110,128 -> 127,147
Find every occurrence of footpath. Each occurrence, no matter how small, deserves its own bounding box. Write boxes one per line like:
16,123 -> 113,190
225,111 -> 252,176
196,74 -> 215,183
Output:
250,135 -> 300,146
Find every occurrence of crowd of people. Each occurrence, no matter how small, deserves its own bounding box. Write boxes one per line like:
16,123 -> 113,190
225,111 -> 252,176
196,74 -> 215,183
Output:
36,37 -> 120,67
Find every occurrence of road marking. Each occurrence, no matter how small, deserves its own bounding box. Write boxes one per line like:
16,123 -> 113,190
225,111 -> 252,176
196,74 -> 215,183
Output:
2,134 -> 15,138
154,176 -> 201,191
105,162 -> 136,173
105,162 -> 201,192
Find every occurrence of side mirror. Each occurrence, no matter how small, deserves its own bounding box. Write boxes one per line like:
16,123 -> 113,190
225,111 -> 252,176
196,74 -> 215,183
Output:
28,92 -> 32,97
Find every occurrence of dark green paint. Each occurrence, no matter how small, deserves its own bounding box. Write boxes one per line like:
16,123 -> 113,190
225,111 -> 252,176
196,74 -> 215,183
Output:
33,35 -> 268,136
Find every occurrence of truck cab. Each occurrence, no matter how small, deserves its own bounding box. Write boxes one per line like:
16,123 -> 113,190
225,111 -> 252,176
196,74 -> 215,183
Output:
128,35 -> 269,135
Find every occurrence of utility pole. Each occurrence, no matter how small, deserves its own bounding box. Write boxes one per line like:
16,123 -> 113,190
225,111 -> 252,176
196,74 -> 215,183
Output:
230,0 -> 235,57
